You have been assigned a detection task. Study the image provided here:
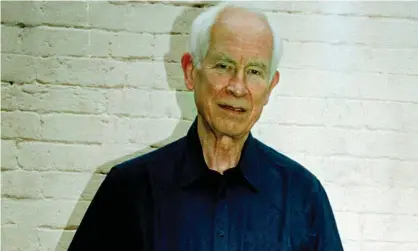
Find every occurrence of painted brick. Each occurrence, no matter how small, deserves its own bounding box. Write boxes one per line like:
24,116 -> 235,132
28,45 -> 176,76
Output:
106,89 -> 152,116
147,119 -> 193,148
260,96 -> 328,126
37,229 -> 76,251
36,56 -> 156,88
265,12 -> 304,41
149,90 -> 182,118
101,117 -> 134,144
1,198 -> 90,228
140,118 -> 190,145
1,140 -> 18,171
0,1 -> 88,27
361,214 -> 418,242
294,156 -> 417,188
341,240 -> 362,251
292,1 -> 418,19
175,91 -> 198,120
93,143 -> 152,174
265,97 -> 418,133
148,90 -> 197,121
398,243 -> 418,251
390,161 -> 418,189
325,184 -> 418,215
287,14 -> 418,48
108,117 -> 191,145
17,141 -> 149,173
41,172 -> 93,200
1,225 -> 39,251
385,75 -> 418,103
1,54 -> 38,83
154,34 -> 192,61
89,30 -> 154,58
333,212 -> 361,240
109,118 -> 171,144
41,114 -> 110,143
153,61 -> 187,91
1,26 -> 89,56
1,111 -> 41,139
342,130 -> 418,161
362,242 -> 399,251
1,84 -> 107,114
244,1 -> 294,12
362,101 -> 418,133
1,170 -> 42,199
76,174 -> 106,201
89,2 -> 202,33
1,1 -> 418,249
251,124 -> 345,156
1,54 -> 156,88
17,142 -> 100,172
277,69 -> 418,103
105,118 -> 192,146
253,125 -> 418,161
282,42 -> 418,75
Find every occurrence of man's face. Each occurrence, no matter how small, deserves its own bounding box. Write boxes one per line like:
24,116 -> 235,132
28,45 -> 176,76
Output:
185,8 -> 279,138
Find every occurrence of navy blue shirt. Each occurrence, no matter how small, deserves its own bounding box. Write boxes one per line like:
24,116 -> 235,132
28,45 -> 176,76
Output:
69,119 -> 343,251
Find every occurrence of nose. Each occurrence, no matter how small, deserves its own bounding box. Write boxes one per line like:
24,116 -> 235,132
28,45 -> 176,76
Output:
226,70 -> 248,97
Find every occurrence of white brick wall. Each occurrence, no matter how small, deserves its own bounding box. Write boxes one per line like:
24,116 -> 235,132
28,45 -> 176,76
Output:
1,1 -> 417,250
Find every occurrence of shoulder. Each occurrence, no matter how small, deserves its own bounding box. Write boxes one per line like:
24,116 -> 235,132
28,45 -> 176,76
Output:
253,138 -> 321,192
117,137 -> 186,169
107,137 -> 187,184
252,137 -> 331,217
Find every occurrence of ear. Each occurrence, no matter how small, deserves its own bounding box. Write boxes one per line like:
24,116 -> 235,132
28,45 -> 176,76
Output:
264,71 -> 280,105
181,53 -> 196,91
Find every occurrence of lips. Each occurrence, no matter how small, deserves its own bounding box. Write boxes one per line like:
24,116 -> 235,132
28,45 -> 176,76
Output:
218,104 -> 246,112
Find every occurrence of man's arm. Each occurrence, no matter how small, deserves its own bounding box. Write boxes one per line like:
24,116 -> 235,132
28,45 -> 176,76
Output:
311,180 -> 344,251
68,166 -> 135,250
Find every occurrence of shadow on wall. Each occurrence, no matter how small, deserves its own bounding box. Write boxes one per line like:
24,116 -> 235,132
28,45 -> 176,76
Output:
55,3 -> 209,251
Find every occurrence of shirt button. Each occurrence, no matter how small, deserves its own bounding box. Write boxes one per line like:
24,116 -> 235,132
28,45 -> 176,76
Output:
217,230 -> 225,237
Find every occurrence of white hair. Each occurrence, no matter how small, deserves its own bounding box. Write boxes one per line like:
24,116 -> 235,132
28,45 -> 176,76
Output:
188,1 -> 283,82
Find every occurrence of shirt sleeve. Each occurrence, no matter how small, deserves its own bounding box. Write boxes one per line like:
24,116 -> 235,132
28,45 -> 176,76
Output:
67,166 -> 136,250
311,180 -> 344,251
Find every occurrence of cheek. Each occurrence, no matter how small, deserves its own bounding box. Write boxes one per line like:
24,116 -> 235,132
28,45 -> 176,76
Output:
203,73 -> 228,97
207,71 -> 229,86
194,75 -> 221,114
249,85 -> 269,106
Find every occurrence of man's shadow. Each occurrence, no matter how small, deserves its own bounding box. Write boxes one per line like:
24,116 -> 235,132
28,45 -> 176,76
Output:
55,3 -> 213,251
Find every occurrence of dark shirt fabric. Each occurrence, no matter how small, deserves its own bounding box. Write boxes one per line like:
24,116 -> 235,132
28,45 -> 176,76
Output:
68,119 -> 344,251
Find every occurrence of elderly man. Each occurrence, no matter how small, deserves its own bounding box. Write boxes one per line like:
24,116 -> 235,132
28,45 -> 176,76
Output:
69,2 -> 343,251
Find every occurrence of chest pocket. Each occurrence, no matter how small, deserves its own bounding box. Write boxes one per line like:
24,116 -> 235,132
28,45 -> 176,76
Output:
281,211 -> 316,251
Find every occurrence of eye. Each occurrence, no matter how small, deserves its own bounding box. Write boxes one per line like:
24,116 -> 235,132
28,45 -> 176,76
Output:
216,63 -> 229,69
248,69 -> 261,76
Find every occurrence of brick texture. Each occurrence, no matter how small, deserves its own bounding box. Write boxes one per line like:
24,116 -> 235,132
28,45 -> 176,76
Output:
1,1 -> 417,250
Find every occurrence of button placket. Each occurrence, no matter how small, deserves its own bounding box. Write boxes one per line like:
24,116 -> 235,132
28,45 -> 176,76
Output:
213,199 -> 228,251
217,229 -> 225,237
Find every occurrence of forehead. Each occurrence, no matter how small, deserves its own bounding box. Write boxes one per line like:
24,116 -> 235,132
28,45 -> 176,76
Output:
207,7 -> 273,62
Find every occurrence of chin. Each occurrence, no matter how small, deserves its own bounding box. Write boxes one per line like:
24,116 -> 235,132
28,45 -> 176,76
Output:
198,108 -> 253,137
212,118 -> 250,137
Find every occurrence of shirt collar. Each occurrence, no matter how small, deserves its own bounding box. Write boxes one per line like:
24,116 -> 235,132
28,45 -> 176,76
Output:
179,118 -> 261,192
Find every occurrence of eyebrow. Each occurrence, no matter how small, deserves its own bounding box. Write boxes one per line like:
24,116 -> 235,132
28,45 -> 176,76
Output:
212,53 -> 236,65
247,61 -> 268,71
211,53 -> 268,71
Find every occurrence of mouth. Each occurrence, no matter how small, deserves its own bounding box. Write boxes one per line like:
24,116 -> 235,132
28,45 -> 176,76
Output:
218,104 -> 247,113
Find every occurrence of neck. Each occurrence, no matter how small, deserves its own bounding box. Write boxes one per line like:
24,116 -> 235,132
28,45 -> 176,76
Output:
197,115 -> 249,175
